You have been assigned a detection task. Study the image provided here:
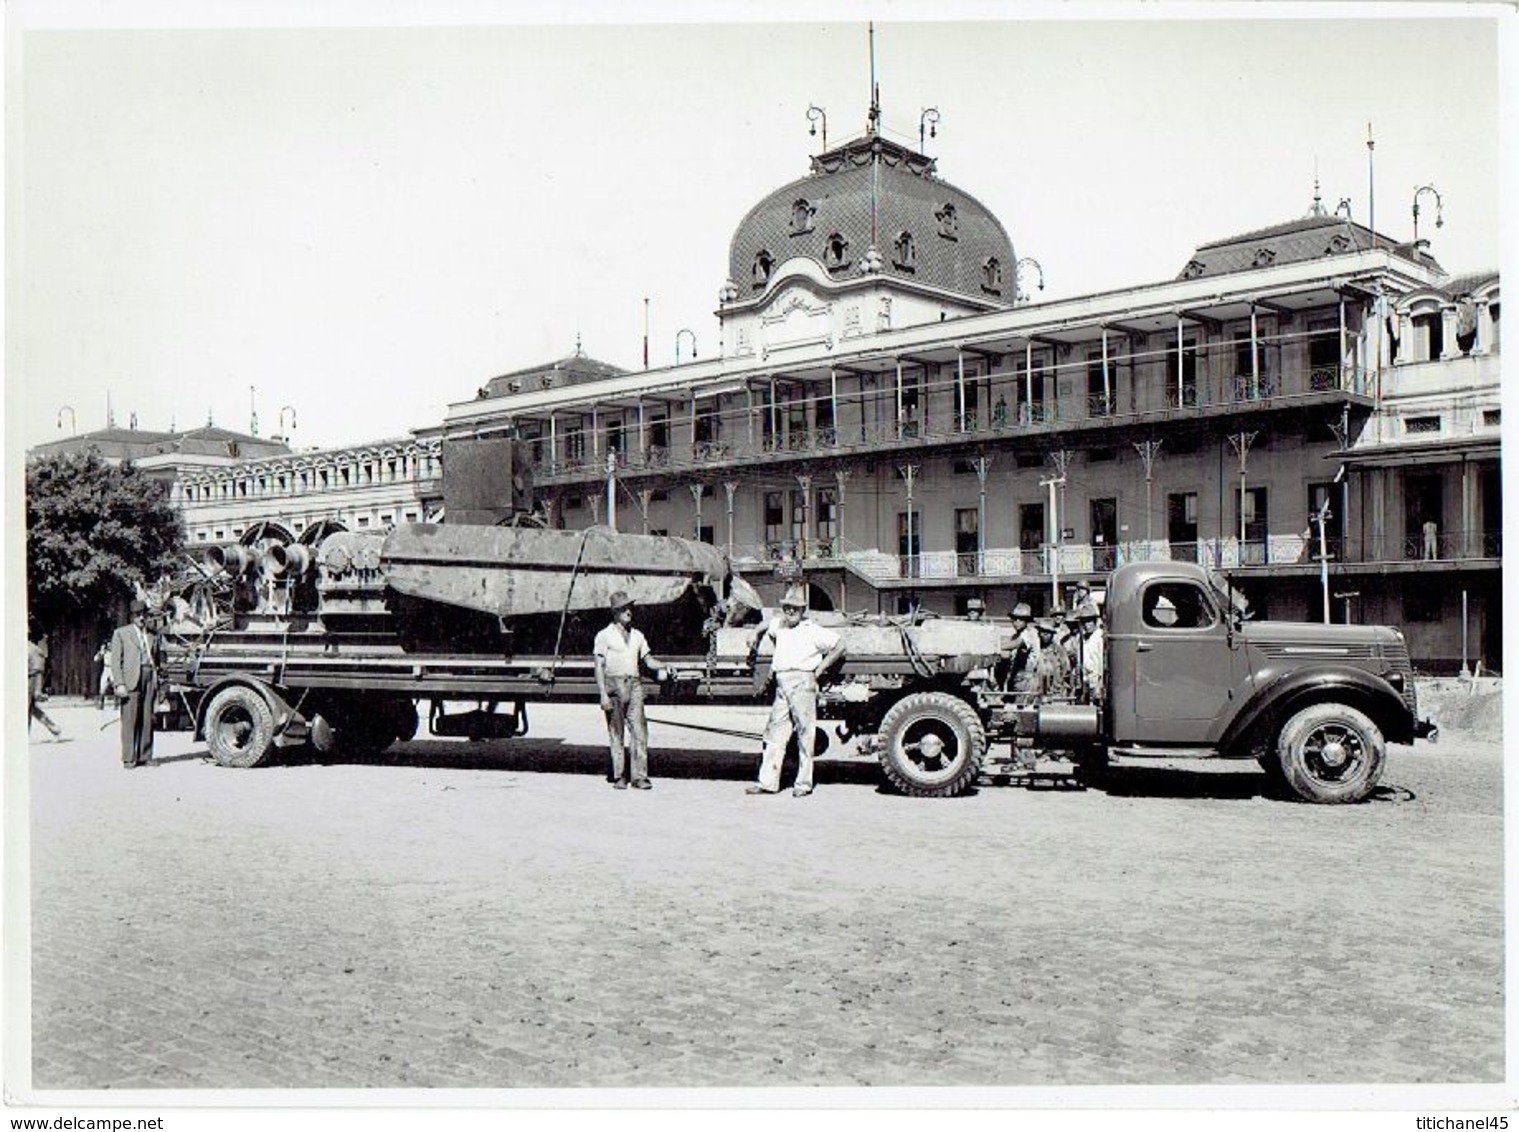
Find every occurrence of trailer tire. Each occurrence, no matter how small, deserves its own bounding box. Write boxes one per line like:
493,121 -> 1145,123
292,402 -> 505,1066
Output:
877,692 -> 986,798
1275,702 -> 1386,804
204,685 -> 277,768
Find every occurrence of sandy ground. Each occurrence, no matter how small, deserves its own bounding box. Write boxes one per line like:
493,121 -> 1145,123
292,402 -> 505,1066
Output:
18,695 -> 1503,1094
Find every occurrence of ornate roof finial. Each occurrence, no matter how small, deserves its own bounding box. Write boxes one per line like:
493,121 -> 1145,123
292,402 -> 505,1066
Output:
1308,157 -> 1327,217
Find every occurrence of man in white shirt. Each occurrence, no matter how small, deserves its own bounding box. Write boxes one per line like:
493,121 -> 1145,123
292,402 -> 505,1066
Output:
592,591 -> 668,790
746,584 -> 846,797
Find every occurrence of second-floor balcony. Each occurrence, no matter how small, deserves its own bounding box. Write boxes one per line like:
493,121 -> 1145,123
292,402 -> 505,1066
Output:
527,361 -> 1372,485
721,527 -> 1500,584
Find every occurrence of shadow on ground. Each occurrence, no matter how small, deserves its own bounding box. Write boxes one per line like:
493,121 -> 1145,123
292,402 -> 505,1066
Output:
266,738 -> 886,787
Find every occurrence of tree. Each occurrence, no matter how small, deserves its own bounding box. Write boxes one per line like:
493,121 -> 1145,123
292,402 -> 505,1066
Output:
26,451 -> 185,631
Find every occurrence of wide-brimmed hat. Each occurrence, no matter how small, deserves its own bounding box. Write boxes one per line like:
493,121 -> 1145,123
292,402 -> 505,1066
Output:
965,597 -> 985,611
1009,601 -> 1033,620
1075,601 -> 1100,622
609,590 -> 634,611
780,585 -> 809,610
1034,617 -> 1059,635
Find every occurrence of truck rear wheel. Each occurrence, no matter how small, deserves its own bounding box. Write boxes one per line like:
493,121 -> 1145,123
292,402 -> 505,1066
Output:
877,692 -> 986,798
1275,702 -> 1385,804
204,686 -> 276,768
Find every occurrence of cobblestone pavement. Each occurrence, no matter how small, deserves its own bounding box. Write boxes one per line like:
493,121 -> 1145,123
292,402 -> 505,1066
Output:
20,698 -> 1502,1091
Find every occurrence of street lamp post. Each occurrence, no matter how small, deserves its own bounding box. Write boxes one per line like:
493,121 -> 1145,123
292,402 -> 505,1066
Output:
806,105 -> 828,151
56,405 -> 76,435
675,328 -> 697,365
278,405 -> 297,442
918,107 -> 940,154
1412,184 -> 1444,244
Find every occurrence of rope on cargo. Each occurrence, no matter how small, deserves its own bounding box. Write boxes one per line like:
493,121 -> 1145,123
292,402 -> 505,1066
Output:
544,526 -> 596,691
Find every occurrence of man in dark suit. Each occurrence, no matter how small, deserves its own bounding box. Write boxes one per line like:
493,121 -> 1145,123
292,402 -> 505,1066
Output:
109,599 -> 159,768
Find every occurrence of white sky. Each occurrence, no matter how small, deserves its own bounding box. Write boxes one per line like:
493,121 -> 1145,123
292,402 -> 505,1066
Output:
6,1 -> 1513,454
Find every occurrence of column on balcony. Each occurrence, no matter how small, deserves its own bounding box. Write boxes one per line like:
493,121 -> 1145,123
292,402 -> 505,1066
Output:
1250,306 -> 1261,398
1473,298 -> 1491,355
1462,458 -> 1475,558
894,359 -> 904,439
1175,317 -> 1185,407
1024,341 -> 1034,422
1339,293 -> 1349,389
591,404 -> 601,460
957,348 -> 966,432
638,398 -> 647,463
1101,328 -> 1112,415
548,413 -> 557,473
796,473 -> 812,559
723,481 -> 737,555
829,367 -> 839,447
689,482 -> 705,541
768,375 -> 780,450
834,468 -> 849,559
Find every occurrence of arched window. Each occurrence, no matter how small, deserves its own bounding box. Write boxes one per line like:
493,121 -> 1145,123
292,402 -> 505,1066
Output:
752,250 -> 774,289
893,231 -> 916,270
790,199 -> 815,234
982,256 -> 1003,294
936,202 -> 959,239
824,232 -> 849,270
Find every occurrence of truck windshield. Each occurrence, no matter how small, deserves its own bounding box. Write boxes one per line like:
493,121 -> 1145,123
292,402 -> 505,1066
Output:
1206,570 -> 1252,620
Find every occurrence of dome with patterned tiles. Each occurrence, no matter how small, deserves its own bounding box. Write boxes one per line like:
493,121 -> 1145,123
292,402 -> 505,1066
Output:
727,130 -> 1017,310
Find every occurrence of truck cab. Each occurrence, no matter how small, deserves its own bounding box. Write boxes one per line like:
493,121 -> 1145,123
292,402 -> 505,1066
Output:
1097,560 -> 1435,802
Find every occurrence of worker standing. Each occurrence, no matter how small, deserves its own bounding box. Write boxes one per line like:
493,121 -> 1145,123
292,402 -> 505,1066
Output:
747,585 -> 846,798
592,591 -> 668,790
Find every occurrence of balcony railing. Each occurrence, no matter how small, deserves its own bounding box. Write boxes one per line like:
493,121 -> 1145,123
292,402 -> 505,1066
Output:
523,363 -> 1371,481
727,528 -> 1501,584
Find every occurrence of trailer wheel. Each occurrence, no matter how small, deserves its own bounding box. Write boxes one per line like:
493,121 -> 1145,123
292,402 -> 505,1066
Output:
1275,702 -> 1385,804
876,692 -> 986,798
204,686 -> 276,768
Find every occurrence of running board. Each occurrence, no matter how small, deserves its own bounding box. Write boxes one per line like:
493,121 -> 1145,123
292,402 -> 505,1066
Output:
1108,745 -> 1225,759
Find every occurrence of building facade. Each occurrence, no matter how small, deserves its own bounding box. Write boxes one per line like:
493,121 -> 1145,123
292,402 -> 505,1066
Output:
173,435 -> 444,548
442,126 -> 1500,674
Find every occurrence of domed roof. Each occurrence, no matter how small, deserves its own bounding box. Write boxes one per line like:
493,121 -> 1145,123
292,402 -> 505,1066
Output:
728,134 -> 1016,307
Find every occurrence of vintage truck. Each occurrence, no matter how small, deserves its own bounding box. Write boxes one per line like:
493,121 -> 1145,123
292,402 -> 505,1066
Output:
155,522 -> 1434,804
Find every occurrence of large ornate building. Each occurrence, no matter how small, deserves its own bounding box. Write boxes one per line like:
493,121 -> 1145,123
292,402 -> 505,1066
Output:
30,105 -> 1499,677
442,119 -> 1501,674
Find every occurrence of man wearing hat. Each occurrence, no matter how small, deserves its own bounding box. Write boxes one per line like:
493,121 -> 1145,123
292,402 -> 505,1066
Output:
1005,601 -> 1040,696
593,591 -> 669,790
109,598 -> 160,768
1073,601 -> 1105,702
964,597 -> 986,621
1031,617 -> 1072,697
747,584 -> 846,797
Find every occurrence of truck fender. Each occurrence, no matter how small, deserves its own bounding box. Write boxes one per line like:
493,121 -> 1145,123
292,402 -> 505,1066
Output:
1219,666 -> 1414,755
195,676 -> 297,742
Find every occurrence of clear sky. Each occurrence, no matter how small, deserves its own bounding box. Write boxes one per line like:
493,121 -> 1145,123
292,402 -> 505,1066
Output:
7,1 -> 1512,454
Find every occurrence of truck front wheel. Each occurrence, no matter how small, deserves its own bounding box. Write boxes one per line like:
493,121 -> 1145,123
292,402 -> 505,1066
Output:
204,686 -> 277,768
1275,703 -> 1386,804
877,692 -> 986,798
